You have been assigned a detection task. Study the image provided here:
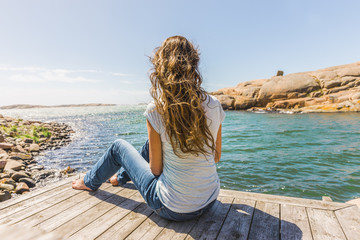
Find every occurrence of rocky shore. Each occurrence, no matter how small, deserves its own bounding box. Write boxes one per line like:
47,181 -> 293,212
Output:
0,103 -> 116,110
212,61 -> 360,113
0,114 -> 75,202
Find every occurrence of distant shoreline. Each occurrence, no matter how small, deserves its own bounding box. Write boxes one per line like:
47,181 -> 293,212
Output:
0,103 -> 117,110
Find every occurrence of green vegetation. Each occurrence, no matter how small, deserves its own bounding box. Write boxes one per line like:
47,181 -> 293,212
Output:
0,124 -> 51,143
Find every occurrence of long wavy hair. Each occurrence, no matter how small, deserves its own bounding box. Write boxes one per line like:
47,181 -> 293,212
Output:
149,36 -> 216,157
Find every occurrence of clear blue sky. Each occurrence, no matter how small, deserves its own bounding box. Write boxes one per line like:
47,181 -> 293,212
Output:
1,0 -> 359,105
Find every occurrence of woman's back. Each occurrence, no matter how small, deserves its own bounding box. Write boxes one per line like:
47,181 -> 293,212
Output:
144,94 -> 225,213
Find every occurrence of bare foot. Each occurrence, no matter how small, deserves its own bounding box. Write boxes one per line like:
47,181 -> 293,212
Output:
109,174 -> 119,186
72,177 -> 93,191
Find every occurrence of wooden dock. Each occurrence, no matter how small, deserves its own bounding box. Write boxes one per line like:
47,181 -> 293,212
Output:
0,175 -> 359,240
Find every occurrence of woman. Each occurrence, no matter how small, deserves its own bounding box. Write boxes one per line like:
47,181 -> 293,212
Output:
72,36 -> 225,221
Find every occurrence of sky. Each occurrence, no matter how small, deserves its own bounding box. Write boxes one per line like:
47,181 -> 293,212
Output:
0,0 -> 359,106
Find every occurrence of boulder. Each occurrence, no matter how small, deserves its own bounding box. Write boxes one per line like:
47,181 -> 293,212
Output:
0,190 -> 11,202
257,73 -> 320,105
15,182 -> 29,194
4,159 -> 24,171
234,96 -> 257,110
29,144 -> 40,152
0,143 -> 14,150
0,135 -> 4,143
214,95 -> 235,110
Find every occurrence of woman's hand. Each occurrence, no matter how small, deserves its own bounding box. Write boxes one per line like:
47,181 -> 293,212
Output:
147,120 -> 163,175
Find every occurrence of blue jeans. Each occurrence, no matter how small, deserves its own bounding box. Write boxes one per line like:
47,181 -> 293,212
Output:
84,139 -> 215,221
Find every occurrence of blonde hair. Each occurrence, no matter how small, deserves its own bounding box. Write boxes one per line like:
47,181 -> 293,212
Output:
149,36 -> 215,157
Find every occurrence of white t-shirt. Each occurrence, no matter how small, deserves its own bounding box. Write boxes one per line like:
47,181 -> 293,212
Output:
144,94 -> 225,213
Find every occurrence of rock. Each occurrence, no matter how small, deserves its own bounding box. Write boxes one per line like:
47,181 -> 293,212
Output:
336,66 -> 360,77
4,159 -> 25,171
0,143 -> 14,149
30,165 -> 45,171
0,173 -> 11,178
31,170 -> 55,180
276,70 -> 284,76
9,152 -> 32,160
0,135 -> 4,143
11,171 -> 30,181
24,138 -> 34,144
257,73 -> 320,105
0,190 -> 11,202
0,183 -> 15,191
0,159 -> 7,169
15,182 -> 29,194
337,101 -> 354,109
214,95 -> 235,110
29,143 -> 40,152
351,92 -> 360,100
234,96 -> 257,110
324,80 -> 342,89
212,61 -> 360,112
11,145 -> 26,153
0,178 -> 17,187
18,178 -> 36,188
61,166 -> 75,174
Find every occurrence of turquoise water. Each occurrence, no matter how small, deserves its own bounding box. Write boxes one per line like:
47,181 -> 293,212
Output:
1,106 -> 359,202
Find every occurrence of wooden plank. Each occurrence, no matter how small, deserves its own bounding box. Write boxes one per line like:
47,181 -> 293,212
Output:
0,174 -> 80,210
184,196 -> 233,240
16,183 -> 113,227
217,198 -> 256,240
125,211 -> 170,240
307,208 -> 346,240
51,187 -> 138,238
0,224 -> 64,240
335,205 -> 360,240
36,184 -> 129,232
0,175 -> 80,218
0,185 -> 70,220
280,204 -> 313,240
248,201 -> 280,240
0,186 -> 84,225
219,189 -> 351,211
96,203 -> 154,240
69,192 -> 145,239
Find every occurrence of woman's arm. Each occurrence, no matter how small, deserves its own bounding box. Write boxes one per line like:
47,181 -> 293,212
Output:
214,124 -> 222,163
147,120 -> 163,175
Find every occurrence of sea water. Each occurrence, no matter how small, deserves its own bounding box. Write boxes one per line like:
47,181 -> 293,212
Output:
1,105 -> 359,202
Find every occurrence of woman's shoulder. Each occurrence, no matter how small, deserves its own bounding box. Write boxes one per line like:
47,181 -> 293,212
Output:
202,94 -> 222,109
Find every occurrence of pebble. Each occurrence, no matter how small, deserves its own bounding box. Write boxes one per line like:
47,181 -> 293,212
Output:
15,182 -> 30,194
4,159 -> 24,171
0,190 -> 11,202
11,171 -> 30,181
0,178 -> 17,187
0,143 -> 14,149
19,178 -> 36,188
30,165 -> 44,171
0,183 -> 15,191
